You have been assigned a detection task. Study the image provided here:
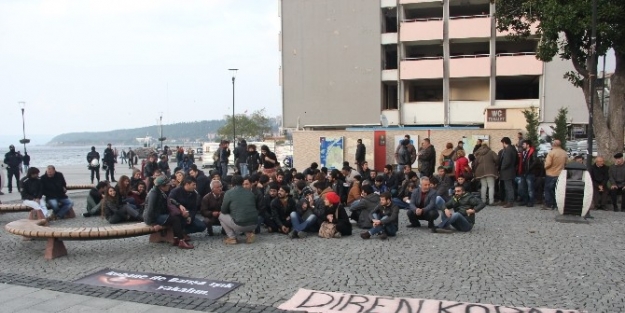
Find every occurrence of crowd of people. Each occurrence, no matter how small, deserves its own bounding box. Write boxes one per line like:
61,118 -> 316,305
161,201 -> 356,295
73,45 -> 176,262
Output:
6,134 -> 625,250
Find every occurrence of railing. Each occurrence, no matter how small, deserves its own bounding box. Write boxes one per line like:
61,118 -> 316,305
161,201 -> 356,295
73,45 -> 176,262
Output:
450,54 -> 490,59
449,14 -> 490,20
403,56 -> 444,61
402,17 -> 443,23
496,52 -> 537,57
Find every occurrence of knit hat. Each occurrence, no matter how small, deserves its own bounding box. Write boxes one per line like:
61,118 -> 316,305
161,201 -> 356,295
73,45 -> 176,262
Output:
325,192 -> 340,205
154,175 -> 171,187
615,153 -> 624,159
301,186 -> 314,198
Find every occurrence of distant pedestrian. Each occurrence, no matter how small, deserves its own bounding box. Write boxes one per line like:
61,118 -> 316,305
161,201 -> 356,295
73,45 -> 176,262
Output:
355,139 -> 366,174
127,148 -> 136,169
395,135 -> 416,173
417,138 -> 435,178
120,149 -> 127,164
3,144 -> 23,193
86,146 -> 101,184
22,152 -> 30,172
103,143 -> 117,182
17,151 -> 23,174
234,139 -> 249,177
219,141 -> 231,176
176,146 -> 184,168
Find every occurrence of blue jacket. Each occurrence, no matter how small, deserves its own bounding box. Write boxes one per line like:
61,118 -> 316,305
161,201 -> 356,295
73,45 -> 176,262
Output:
409,187 -> 438,213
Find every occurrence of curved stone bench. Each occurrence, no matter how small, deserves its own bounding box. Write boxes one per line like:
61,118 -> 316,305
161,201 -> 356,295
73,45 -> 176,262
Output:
66,185 -> 95,190
5,219 -> 160,260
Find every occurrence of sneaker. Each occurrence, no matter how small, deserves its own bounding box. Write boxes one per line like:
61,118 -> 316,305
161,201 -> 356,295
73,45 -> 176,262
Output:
406,223 -> 421,228
379,232 -> 388,240
82,212 -> 91,218
431,227 -> 453,234
224,237 -> 238,245
288,230 -> 298,239
333,232 -> 342,238
360,231 -> 371,240
427,221 -> 435,229
178,240 -> 194,249
245,232 -> 256,244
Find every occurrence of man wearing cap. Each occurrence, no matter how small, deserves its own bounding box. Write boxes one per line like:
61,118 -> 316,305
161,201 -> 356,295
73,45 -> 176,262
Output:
219,174 -> 259,245
3,144 -> 23,193
103,143 -> 117,183
590,156 -> 610,210
609,153 -> 625,212
86,146 -> 101,184
144,175 -> 194,249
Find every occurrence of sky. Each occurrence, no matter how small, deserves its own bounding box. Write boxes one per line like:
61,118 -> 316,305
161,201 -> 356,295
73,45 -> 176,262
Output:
0,0 -> 281,145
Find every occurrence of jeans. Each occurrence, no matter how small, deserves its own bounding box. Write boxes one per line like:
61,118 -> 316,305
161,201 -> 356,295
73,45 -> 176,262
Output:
516,174 -> 536,206
290,211 -> 317,232
368,214 -> 398,236
438,212 -> 473,232
219,214 -> 256,239
220,163 -> 229,177
184,217 -> 207,234
23,199 -> 49,217
6,168 -> 20,192
47,198 -> 73,218
239,164 -> 249,177
502,179 -> 515,204
544,176 -> 558,208
480,176 -> 495,204
391,198 -> 410,210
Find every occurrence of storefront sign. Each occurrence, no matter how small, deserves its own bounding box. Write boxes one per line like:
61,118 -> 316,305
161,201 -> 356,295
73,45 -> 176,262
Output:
487,109 -> 507,122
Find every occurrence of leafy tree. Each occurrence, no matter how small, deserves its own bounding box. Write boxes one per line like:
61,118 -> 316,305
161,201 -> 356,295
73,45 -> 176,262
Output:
552,107 -> 569,150
522,106 -> 540,146
217,109 -> 272,141
493,0 -> 624,160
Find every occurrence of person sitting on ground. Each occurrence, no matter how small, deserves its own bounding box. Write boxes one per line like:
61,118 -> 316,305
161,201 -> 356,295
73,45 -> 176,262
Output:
143,175 -> 193,249
288,189 -> 318,239
143,154 -> 159,187
40,165 -> 73,219
260,183 -> 280,232
101,186 -> 142,224
372,175 -> 388,194
321,191 -> 352,238
84,181 -> 109,217
455,175 -> 472,193
129,181 -> 147,212
168,177 -> 207,237
433,166 -> 454,202
270,186 -> 296,235
329,169 -> 348,204
342,166 -> 359,185
394,171 -> 418,209
200,180 -> 225,236
20,167 -> 51,218
349,184 -> 379,229
130,169 -> 143,190
360,192 -> 399,240
189,165 -> 210,199
210,172 -> 229,192
382,165 -> 399,196
359,161 -> 372,182
219,174 -> 259,245
346,175 -> 362,207
392,181 -> 416,210
407,177 -> 442,229
433,184 -> 485,233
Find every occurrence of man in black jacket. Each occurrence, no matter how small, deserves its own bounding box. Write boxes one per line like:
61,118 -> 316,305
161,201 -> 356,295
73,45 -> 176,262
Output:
360,192 -> 399,240
590,156 -> 610,210
40,165 -> 73,219
407,177 -> 442,228
270,185 -> 296,234
349,184 -> 379,229
168,177 -> 207,236
355,139 -> 366,174
517,140 -> 540,207
20,167 -> 50,217
498,137 -> 518,208
86,146 -> 100,184
189,165 -> 210,198
4,144 -> 23,193
433,184 -> 485,233
234,139 -> 248,176
103,143 -> 117,182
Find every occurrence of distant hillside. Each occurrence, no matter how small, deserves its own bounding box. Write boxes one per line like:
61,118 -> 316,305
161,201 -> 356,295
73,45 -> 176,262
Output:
48,120 -> 226,146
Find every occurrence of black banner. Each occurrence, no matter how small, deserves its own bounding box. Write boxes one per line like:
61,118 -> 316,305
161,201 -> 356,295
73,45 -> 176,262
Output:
75,268 -> 240,300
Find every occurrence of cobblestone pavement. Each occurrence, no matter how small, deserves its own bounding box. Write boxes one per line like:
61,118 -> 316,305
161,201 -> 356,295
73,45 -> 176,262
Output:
0,191 -> 622,312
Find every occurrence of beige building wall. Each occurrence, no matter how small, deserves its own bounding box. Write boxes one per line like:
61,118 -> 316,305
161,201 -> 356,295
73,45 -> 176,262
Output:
450,79 -> 489,101
292,129 -> 521,171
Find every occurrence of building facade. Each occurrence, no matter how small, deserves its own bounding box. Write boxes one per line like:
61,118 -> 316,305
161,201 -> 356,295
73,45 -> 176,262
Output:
280,0 -> 588,131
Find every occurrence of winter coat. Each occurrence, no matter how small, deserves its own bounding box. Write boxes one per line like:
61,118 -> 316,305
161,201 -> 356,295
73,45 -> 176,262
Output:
246,151 -> 262,172
418,145 -> 436,176
20,177 -> 43,200
234,142 -> 248,167
590,164 -> 610,187
438,148 -> 455,167
322,203 -> 352,236
370,203 -> 399,227
346,181 -> 361,206
544,147 -> 568,177
473,145 -> 499,180
103,148 -> 115,165
270,197 -> 296,228
221,186 -> 258,227
355,143 -> 366,163
350,193 -> 379,229
3,151 -> 22,169
444,192 -> 486,225
518,147 -> 541,176
40,172 -> 68,199
498,145 -> 518,181
409,187 -> 439,213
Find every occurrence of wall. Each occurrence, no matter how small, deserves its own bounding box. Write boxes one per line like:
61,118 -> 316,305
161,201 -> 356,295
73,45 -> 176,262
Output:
281,0 -> 382,128
449,79 -> 489,101
292,128 -> 521,171
543,57 -> 588,124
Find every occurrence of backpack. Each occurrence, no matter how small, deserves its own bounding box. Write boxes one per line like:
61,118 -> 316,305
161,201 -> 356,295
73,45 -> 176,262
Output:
442,154 -> 454,173
398,145 -> 411,165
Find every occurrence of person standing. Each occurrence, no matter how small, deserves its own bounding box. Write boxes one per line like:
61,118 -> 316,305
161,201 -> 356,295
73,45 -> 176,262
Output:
260,145 -> 278,179
103,143 -> 117,182
417,138 -> 435,178
355,139 -> 366,174
234,139 -> 249,177
516,132 -> 524,152
127,148 -> 135,169
542,140 -> 568,210
246,144 -> 262,175
22,152 -> 30,172
517,140 -> 539,207
219,140 -> 231,177
87,146 -> 101,184
608,153 -> 625,212
473,143 -> 499,205
3,144 -> 23,194
498,137 -> 518,208
120,149 -> 127,165
590,156 -> 610,210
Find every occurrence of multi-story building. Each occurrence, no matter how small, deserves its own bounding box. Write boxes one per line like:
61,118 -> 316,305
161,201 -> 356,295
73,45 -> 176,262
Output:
280,0 -> 589,131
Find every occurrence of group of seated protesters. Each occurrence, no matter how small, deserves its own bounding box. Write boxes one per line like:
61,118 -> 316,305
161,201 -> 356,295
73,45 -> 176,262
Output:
20,165 -> 74,220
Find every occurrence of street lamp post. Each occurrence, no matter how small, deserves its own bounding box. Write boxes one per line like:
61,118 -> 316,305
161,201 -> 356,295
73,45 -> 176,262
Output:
18,101 -> 30,153
229,69 -> 238,142
158,113 -> 166,150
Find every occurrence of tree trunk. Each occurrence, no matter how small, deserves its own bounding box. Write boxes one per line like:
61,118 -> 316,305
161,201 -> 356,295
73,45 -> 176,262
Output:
583,51 -> 625,163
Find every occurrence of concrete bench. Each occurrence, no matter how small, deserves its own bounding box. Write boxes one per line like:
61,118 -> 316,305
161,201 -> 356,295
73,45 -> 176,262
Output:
5,219 -> 161,260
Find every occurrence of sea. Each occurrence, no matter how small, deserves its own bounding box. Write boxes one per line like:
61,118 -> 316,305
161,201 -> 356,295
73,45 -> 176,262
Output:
1,145 -> 144,168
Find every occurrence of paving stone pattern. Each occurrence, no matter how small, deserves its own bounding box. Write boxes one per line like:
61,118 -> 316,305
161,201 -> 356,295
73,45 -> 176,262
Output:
0,191 -> 622,312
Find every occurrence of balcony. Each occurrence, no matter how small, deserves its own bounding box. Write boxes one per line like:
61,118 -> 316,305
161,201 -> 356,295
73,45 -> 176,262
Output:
449,15 -> 491,39
382,69 -> 399,81
400,0 -> 443,4
449,101 -> 489,124
494,99 -> 540,108
400,58 -> 443,80
402,102 -> 444,124
450,55 -> 490,78
400,19 -> 443,42
381,0 -> 397,8
381,109 -> 400,126
382,33 -> 398,45
496,53 -> 542,76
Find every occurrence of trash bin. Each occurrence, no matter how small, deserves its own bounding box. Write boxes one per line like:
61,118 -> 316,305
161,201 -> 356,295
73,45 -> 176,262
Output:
555,162 -> 594,217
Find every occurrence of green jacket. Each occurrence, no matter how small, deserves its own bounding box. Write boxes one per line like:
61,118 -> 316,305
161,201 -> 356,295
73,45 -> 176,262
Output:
221,186 -> 258,227
444,192 -> 485,225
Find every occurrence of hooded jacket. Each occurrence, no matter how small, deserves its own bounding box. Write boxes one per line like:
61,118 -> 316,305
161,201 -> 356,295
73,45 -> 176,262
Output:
473,145 -> 499,180
350,193 -> 379,229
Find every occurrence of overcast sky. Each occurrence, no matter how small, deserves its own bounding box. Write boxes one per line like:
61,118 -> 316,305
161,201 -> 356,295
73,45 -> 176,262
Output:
0,0 -> 281,144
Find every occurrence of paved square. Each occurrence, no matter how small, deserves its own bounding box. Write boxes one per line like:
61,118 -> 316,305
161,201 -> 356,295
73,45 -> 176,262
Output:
0,191 -> 621,312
